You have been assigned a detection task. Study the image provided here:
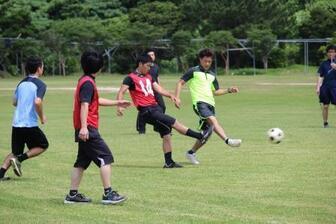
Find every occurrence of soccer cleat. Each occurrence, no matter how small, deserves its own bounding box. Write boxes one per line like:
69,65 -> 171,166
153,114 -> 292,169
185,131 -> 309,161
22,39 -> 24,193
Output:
200,126 -> 214,145
185,152 -> 200,165
64,193 -> 92,204
10,157 -> 22,177
102,191 -> 127,205
225,138 -> 242,147
323,122 -> 329,128
0,176 -> 10,181
163,162 -> 183,168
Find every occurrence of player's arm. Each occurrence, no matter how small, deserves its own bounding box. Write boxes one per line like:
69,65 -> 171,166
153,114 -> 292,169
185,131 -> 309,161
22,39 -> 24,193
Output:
99,98 -> 131,108
79,102 -> 89,141
116,84 -> 130,116
214,87 -> 239,96
34,83 -> 47,124
174,69 -> 193,108
174,79 -> 186,109
35,97 -> 46,124
152,82 -> 176,102
316,75 -> 323,95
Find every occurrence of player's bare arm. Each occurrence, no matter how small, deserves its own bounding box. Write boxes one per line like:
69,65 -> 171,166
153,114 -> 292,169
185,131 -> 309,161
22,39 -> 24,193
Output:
174,79 -> 186,108
214,87 -> 239,96
116,84 -> 130,116
152,82 -> 176,102
316,76 -> 323,95
99,98 -> 131,108
79,102 -> 89,141
35,97 -> 46,124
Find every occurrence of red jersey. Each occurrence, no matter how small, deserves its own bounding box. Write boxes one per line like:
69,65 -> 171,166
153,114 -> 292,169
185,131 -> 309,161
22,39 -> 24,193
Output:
128,72 -> 158,107
73,75 -> 99,129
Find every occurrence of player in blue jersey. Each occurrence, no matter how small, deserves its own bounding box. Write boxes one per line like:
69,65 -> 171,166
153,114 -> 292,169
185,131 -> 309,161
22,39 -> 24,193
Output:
0,56 -> 49,181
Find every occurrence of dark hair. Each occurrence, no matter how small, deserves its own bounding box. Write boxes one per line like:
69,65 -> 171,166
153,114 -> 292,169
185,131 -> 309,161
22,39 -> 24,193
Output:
81,50 -> 104,75
326,45 -> 336,53
25,56 -> 43,75
136,54 -> 152,67
146,48 -> 155,54
198,48 -> 214,59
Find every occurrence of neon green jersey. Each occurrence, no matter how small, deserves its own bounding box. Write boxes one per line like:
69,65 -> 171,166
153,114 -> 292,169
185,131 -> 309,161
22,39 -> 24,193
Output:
181,65 -> 219,106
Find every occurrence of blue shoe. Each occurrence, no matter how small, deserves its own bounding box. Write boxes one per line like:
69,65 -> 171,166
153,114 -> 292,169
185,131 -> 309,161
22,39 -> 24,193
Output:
102,191 -> 127,205
64,193 -> 92,204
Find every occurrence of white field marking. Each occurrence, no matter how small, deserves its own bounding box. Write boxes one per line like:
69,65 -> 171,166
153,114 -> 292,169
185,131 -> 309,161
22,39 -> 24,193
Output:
257,82 -> 314,86
0,87 -> 120,92
0,86 -> 190,92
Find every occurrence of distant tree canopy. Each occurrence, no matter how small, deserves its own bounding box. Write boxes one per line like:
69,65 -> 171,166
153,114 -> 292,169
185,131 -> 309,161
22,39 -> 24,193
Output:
0,0 -> 335,75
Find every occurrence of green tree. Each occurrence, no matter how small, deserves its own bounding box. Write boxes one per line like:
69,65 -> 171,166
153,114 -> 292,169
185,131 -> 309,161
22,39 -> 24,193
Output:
171,31 -> 193,72
128,1 -> 181,37
205,30 -> 236,74
247,28 -> 277,70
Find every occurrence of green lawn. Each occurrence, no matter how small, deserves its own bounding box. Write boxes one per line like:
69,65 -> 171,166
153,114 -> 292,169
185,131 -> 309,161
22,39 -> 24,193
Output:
0,70 -> 335,224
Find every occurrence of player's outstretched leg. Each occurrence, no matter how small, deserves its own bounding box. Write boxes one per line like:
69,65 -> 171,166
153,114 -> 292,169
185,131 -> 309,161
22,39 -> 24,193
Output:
172,120 -> 213,144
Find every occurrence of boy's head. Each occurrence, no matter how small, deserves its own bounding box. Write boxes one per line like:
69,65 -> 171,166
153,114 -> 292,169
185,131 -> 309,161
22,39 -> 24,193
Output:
147,49 -> 156,62
25,56 -> 43,76
81,50 -> 104,75
136,54 -> 153,75
326,45 -> 336,60
198,48 -> 214,70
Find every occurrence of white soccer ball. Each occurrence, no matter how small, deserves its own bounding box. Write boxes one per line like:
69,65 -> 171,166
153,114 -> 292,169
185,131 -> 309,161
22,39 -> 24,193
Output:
267,128 -> 284,144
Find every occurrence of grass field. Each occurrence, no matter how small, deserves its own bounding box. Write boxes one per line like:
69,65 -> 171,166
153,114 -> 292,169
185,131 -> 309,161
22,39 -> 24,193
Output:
0,68 -> 335,224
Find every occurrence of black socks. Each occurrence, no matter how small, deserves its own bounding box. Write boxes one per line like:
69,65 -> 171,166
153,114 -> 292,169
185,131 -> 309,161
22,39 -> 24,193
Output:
69,190 -> 78,196
164,152 -> 174,165
17,153 -> 28,163
0,167 -> 7,178
186,129 -> 202,139
104,187 -> 112,195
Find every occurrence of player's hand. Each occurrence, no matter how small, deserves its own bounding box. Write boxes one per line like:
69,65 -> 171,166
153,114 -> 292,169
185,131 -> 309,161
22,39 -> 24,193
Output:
41,115 -> 47,124
316,88 -> 320,95
174,98 -> 181,109
228,87 -> 239,93
117,100 -> 131,108
331,62 -> 336,70
79,127 -> 89,141
117,106 -> 125,116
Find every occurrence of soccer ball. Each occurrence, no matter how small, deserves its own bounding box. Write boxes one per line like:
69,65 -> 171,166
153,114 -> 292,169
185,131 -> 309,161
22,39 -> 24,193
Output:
267,128 -> 284,144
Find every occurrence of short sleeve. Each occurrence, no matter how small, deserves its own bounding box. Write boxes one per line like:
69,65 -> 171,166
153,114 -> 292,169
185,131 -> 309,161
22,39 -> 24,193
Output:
212,78 -> 219,91
35,80 -> 47,99
123,76 -> 135,90
181,68 -> 194,82
79,81 -> 94,103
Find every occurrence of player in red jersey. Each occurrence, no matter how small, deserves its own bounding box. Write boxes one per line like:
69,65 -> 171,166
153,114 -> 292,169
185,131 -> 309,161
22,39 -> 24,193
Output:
117,55 -> 212,168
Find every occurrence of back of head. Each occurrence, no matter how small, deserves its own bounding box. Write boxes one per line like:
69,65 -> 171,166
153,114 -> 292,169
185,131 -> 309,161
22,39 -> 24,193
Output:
198,48 -> 214,59
81,50 -> 104,75
136,54 -> 153,67
25,56 -> 43,75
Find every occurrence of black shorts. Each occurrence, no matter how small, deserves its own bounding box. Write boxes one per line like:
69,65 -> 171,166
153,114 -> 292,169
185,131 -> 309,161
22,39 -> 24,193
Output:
138,105 -> 176,138
319,85 -> 336,105
74,127 -> 114,169
12,127 -> 49,155
193,102 -> 215,131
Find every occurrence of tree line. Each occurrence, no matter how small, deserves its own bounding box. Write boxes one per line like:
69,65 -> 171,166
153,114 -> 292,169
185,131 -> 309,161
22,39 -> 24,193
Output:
0,0 -> 336,76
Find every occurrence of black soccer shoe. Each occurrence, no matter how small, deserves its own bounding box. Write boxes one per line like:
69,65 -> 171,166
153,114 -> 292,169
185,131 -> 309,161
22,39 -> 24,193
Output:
64,193 -> 92,204
163,162 -> 183,168
101,191 -> 127,205
200,125 -> 214,145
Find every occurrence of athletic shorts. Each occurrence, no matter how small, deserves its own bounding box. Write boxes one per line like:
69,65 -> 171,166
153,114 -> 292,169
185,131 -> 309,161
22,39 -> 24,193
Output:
11,127 -> 49,155
138,105 -> 176,138
319,85 -> 336,105
74,126 -> 114,169
193,101 -> 216,131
